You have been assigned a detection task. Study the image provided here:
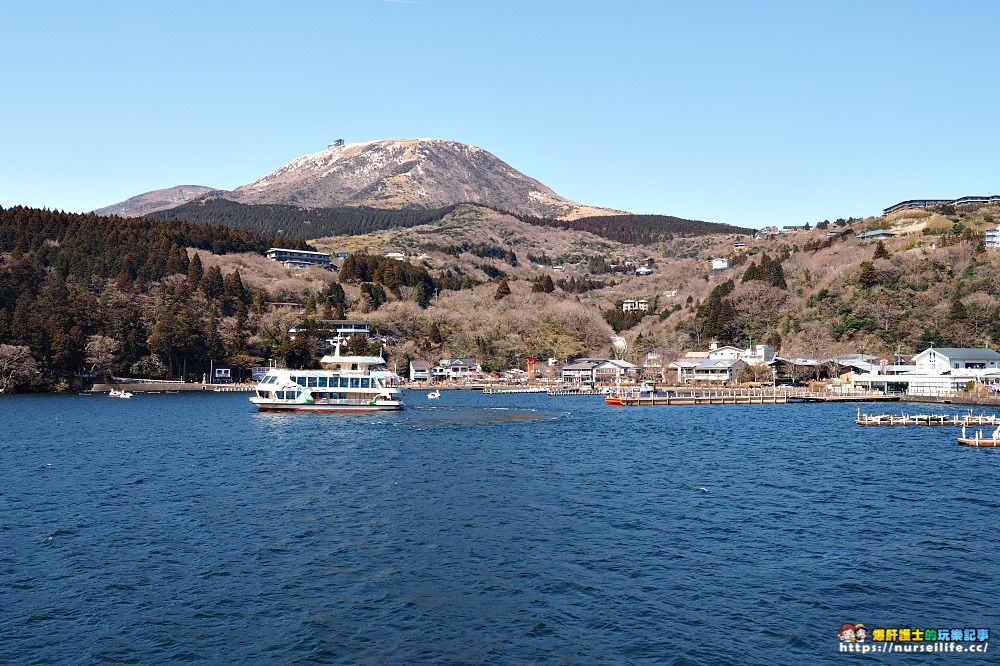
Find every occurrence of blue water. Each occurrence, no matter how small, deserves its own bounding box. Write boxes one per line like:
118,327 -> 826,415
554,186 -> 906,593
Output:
1,391 -> 997,665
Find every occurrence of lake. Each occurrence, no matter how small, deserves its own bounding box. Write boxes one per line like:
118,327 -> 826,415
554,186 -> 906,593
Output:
1,390 -> 997,664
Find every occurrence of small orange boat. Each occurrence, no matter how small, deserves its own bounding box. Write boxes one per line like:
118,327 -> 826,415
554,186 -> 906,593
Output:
605,395 -> 623,406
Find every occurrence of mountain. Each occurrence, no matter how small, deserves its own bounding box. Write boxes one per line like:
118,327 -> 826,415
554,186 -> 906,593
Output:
95,139 -> 625,220
94,185 -> 218,217
227,139 -> 623,219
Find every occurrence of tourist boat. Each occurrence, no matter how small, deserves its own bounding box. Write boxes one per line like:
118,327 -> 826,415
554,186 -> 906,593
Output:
427,390 -> 441,399
482,386 -> 548,394
958,425 -> 1000,447
108,389 -> 133,398
249,344 -> 402,412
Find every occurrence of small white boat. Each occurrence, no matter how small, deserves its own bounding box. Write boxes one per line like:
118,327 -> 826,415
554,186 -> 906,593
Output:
108,389 -> 133,399
427,390 -> 441,399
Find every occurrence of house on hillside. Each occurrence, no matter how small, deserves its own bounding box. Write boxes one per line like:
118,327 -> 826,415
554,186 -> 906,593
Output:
711,258 -> 730,270
857,230 -> 896,241
635,266 -> 653,276
266,247 -> 332,268
622,299 -> 649,312
986,225 -> 1000,249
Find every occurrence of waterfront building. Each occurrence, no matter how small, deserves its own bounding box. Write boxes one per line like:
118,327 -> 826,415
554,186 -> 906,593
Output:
850,347 -> 1000,395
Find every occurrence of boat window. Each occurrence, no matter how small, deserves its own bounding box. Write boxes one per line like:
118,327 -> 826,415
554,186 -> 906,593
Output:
295,376 -> 307,387
340,377 -> 350,388
361,378 -> 370,388
350,377 -> 361,388
318,377 -> 328,388
266,375 -> 278,384
307,376 -> 318,387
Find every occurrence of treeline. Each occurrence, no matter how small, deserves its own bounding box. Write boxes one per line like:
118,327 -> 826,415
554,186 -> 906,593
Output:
0,206 -> 301,391
514,212 -> 755,245
0,206 -> 287,284
147,197 -> 752,247
424,241 -> 519,266
147,199 -> 459,238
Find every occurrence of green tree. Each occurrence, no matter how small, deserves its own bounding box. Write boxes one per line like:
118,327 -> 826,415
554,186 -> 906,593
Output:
414,282 -> 431,309
187,253 -> 204,287
200,265 -> 224,299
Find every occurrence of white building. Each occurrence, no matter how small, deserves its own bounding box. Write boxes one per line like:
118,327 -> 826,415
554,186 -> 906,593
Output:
986,225 -> 1000,249
711,258 -> 731,270
622,299 -> 649,312
707,341 -> 776,365
851,347 -> 1000,395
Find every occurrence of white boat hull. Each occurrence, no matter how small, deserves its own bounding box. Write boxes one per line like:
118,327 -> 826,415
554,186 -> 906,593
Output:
250,398 -> 401,413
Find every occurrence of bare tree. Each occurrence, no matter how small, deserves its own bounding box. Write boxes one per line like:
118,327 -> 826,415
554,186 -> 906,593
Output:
729,281 -> 787,345
0,345 -> 37,392
85,335 -> 120,379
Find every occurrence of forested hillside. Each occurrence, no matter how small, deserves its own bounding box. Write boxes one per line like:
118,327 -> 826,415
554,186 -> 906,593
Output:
145,198 -> 749,246
4,201 -> 1000,394
0,206 -> 313,391
516,212 -> 755,244
146,199 -> 461,239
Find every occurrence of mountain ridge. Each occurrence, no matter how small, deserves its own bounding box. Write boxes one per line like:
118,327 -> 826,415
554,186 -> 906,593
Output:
95,138 -> 627,220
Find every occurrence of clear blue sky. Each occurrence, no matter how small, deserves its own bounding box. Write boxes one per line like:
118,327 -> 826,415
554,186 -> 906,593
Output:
2,0 -> 998,228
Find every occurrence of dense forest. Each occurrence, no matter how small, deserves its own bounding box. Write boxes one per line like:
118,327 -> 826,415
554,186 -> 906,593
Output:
514,212 -> 755,245
147,199 -> 460,239
0,206 -> 318,392
0,206 -> 475,392
144,197 -> 752,246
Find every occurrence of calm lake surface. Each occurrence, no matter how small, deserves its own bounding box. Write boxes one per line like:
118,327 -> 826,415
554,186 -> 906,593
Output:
1,390 -> 997,665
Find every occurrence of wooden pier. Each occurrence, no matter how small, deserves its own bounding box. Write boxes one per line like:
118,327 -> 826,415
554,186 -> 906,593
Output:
615,389 -> 791,406
608,388 -> 902,407
855,408 -> 1000,427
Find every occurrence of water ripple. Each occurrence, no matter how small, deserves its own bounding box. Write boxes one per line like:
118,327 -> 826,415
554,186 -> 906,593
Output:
1,393 -> 997,664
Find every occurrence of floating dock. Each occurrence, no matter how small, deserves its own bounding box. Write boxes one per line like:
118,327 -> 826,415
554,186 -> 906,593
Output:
607,388 -> 903,406
855,409 -> 1000,426
613,389 -> 790,406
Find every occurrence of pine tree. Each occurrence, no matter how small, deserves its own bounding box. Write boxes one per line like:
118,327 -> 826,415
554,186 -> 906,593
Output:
858,262 -> 879,288
200,265 -> 224,299
741,262 -> 761,282
494,278 -> 511,300
429,322 -> 443,345
873,240 -> 891,260
414,282 -> 431,309
187,253 -> 204,287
